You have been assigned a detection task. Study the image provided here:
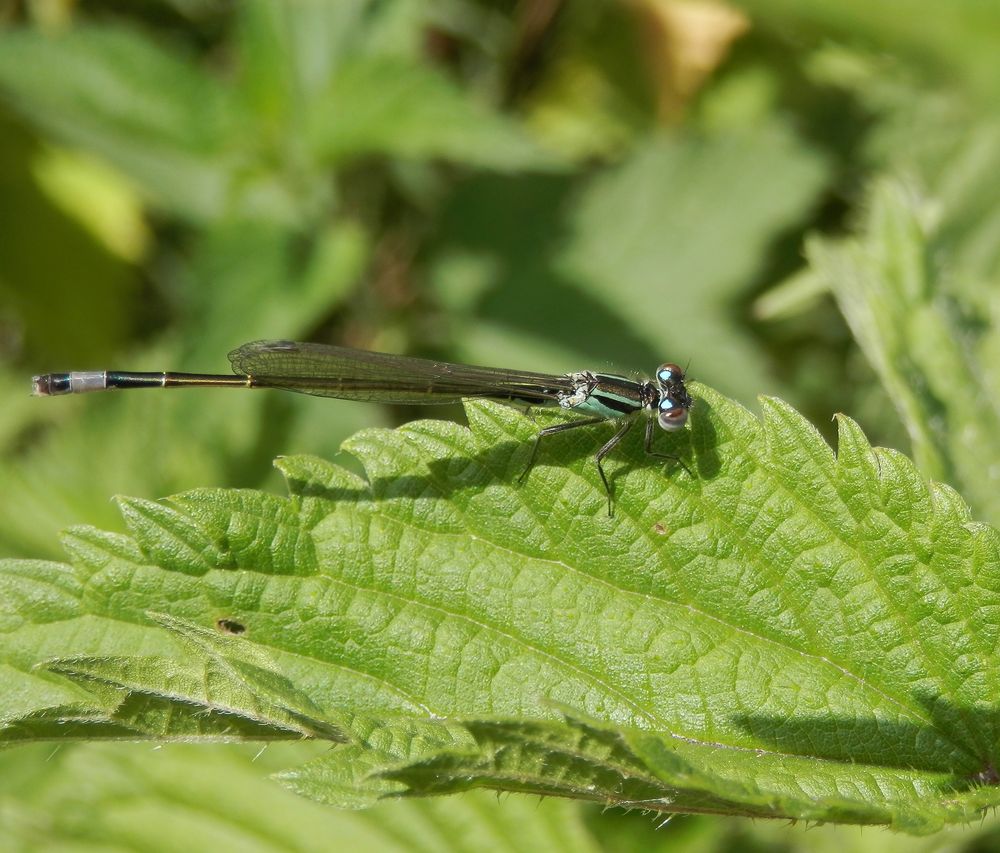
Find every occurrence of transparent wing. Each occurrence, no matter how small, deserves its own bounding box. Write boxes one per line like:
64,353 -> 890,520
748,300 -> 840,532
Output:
228,340 -> 575,405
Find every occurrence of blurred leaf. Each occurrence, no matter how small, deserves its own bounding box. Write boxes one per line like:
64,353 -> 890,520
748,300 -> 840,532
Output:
561,124 -> 830,400
0,113 -> 136,365
735,0 -> 1000,102
234,0 -> 395,111
3,390 -> 1000,830
0,25 -> 229,150
751,267 -> 828,322
863,104 -> 1000,290
180,220 -> 368,364
0,742 -> 596,852
606,808 -> 1000,853
0,25 -> 239,222
434,124 -> 830,402
430,172 -> 647,376
0,10 -> 556,232
0,376 -> 377,561
308,56 -> 554,170
806,45 -> 1000,277
31,145 -> 149,262
0,368 -> 38,452
809,178 -> 1000,527
3,213 -> 369,561
522,3 -> 658,159
0,390 -> 229,559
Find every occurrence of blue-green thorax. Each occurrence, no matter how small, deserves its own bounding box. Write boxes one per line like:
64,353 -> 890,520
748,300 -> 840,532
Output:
557,367 -> 692,432
559,372 -> 650,419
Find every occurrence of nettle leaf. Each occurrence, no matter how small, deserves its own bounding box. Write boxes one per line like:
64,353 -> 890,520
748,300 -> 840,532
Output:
3,387 -> 1000,833
810,179 -> 1000,527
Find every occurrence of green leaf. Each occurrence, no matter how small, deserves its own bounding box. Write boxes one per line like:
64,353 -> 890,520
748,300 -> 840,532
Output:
307,56 -> 554,170
0,25 -> 237,222
0,742 -> 597,853
233,0 -> 399,116
3,388 -> 1000,832
46,611 -> 349,742
561,125 -> 830,401
438,123 -> 831,403
280,714 -> 480,809
734,0 -> 1000,103
809,178 -> 1000,527
0,14 -> 554,228
180,220 -> 369,364
0,122 -> 137,367
516,3 -> 658,159
0,214 -> 370,560
751,268 -> 829,323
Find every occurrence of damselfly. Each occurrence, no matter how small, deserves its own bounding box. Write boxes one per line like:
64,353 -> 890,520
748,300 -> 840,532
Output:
32,340 -> 693,516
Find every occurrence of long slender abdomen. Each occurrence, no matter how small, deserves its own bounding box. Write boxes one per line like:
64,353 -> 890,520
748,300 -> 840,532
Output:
31,371 -> 248,396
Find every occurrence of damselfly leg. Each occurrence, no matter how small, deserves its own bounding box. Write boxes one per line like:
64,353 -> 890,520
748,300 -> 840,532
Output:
518,414 -> 691,516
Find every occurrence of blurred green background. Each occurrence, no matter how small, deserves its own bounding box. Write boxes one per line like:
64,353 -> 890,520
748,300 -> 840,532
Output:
1,0 -> 999,849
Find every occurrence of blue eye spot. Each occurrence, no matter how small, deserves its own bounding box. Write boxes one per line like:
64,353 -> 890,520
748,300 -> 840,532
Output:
657,396 -> 689,431
656,362 -> 684,387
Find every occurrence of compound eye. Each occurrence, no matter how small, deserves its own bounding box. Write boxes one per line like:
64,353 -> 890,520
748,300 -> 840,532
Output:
658,396 -> 689,431
656,363 -> 684,387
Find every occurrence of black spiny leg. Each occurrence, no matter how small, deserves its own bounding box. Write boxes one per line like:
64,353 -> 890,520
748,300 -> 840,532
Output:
595,419 -> 635,517
643,418 -> 693,477
518,416 -> 607,486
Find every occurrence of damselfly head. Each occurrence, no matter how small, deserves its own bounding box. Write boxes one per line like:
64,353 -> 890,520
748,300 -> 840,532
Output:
654,363 -> 692,431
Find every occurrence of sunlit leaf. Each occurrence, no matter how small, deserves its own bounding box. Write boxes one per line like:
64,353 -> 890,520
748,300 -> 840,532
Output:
810,179 -> 1000,527
3,389 -> 999,831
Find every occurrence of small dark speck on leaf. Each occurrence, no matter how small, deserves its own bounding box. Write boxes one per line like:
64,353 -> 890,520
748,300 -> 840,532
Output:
216,618 -> 246,635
